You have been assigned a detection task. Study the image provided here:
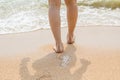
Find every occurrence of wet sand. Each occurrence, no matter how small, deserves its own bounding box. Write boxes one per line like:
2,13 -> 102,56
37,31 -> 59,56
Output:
0,26 -> 120,80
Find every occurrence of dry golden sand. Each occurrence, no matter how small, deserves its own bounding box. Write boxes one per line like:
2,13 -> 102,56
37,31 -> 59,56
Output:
0,26 -> 120,80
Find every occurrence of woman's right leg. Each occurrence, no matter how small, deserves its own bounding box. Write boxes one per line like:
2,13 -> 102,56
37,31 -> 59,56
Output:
64,0 -> 78,44
48,0 -> 64,53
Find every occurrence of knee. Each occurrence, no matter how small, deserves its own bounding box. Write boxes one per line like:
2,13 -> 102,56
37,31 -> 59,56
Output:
49,0 -> 61,9
65,0 -> 77,7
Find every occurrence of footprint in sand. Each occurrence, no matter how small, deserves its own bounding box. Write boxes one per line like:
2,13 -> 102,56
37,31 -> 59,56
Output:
60,55 -> 71,67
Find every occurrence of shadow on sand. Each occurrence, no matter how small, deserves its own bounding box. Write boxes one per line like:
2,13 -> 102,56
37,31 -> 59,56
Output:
19,44 -> 91,80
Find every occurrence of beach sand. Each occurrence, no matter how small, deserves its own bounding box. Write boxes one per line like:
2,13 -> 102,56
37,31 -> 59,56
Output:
0,26 -> 120,80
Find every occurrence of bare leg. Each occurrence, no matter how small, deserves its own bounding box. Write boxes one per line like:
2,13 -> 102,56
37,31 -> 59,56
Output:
64,0 -> 78,44
48,0 -> 64,53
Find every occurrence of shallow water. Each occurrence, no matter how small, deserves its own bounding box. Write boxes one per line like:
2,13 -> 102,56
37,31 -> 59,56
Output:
0,0 -> 120,34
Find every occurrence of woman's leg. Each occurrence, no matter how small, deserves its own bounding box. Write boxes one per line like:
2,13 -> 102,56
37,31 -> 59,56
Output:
64,0 -> 78,44
48,0 -> 64,53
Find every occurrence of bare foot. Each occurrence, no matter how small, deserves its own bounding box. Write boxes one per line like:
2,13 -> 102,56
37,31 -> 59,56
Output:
53,43 -> 64,53
67,34 -> 75,44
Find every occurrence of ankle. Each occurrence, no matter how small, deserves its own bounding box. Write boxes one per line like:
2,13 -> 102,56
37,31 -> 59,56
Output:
67,33 -> 74,38
56,41 -> 63,45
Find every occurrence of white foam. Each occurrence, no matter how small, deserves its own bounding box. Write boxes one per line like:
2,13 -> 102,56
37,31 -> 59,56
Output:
0,0 -> 120,34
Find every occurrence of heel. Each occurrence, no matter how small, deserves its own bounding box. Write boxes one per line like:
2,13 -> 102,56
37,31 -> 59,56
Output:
67,34 -> 75,44
53,43 -> 64,53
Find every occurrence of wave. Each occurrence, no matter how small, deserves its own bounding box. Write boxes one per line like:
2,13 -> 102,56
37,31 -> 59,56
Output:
0,0 -> 120,34
0,0 -> 48,18
78,0 -> 120,9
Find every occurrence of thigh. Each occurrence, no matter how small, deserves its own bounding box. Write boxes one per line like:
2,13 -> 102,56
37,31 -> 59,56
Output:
48,0 -> 61,7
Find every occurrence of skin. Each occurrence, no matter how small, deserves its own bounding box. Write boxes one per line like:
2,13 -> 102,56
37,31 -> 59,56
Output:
48,0 -> 78,53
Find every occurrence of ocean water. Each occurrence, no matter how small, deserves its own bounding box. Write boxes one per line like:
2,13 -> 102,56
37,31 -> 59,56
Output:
0,0 -> 120,34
